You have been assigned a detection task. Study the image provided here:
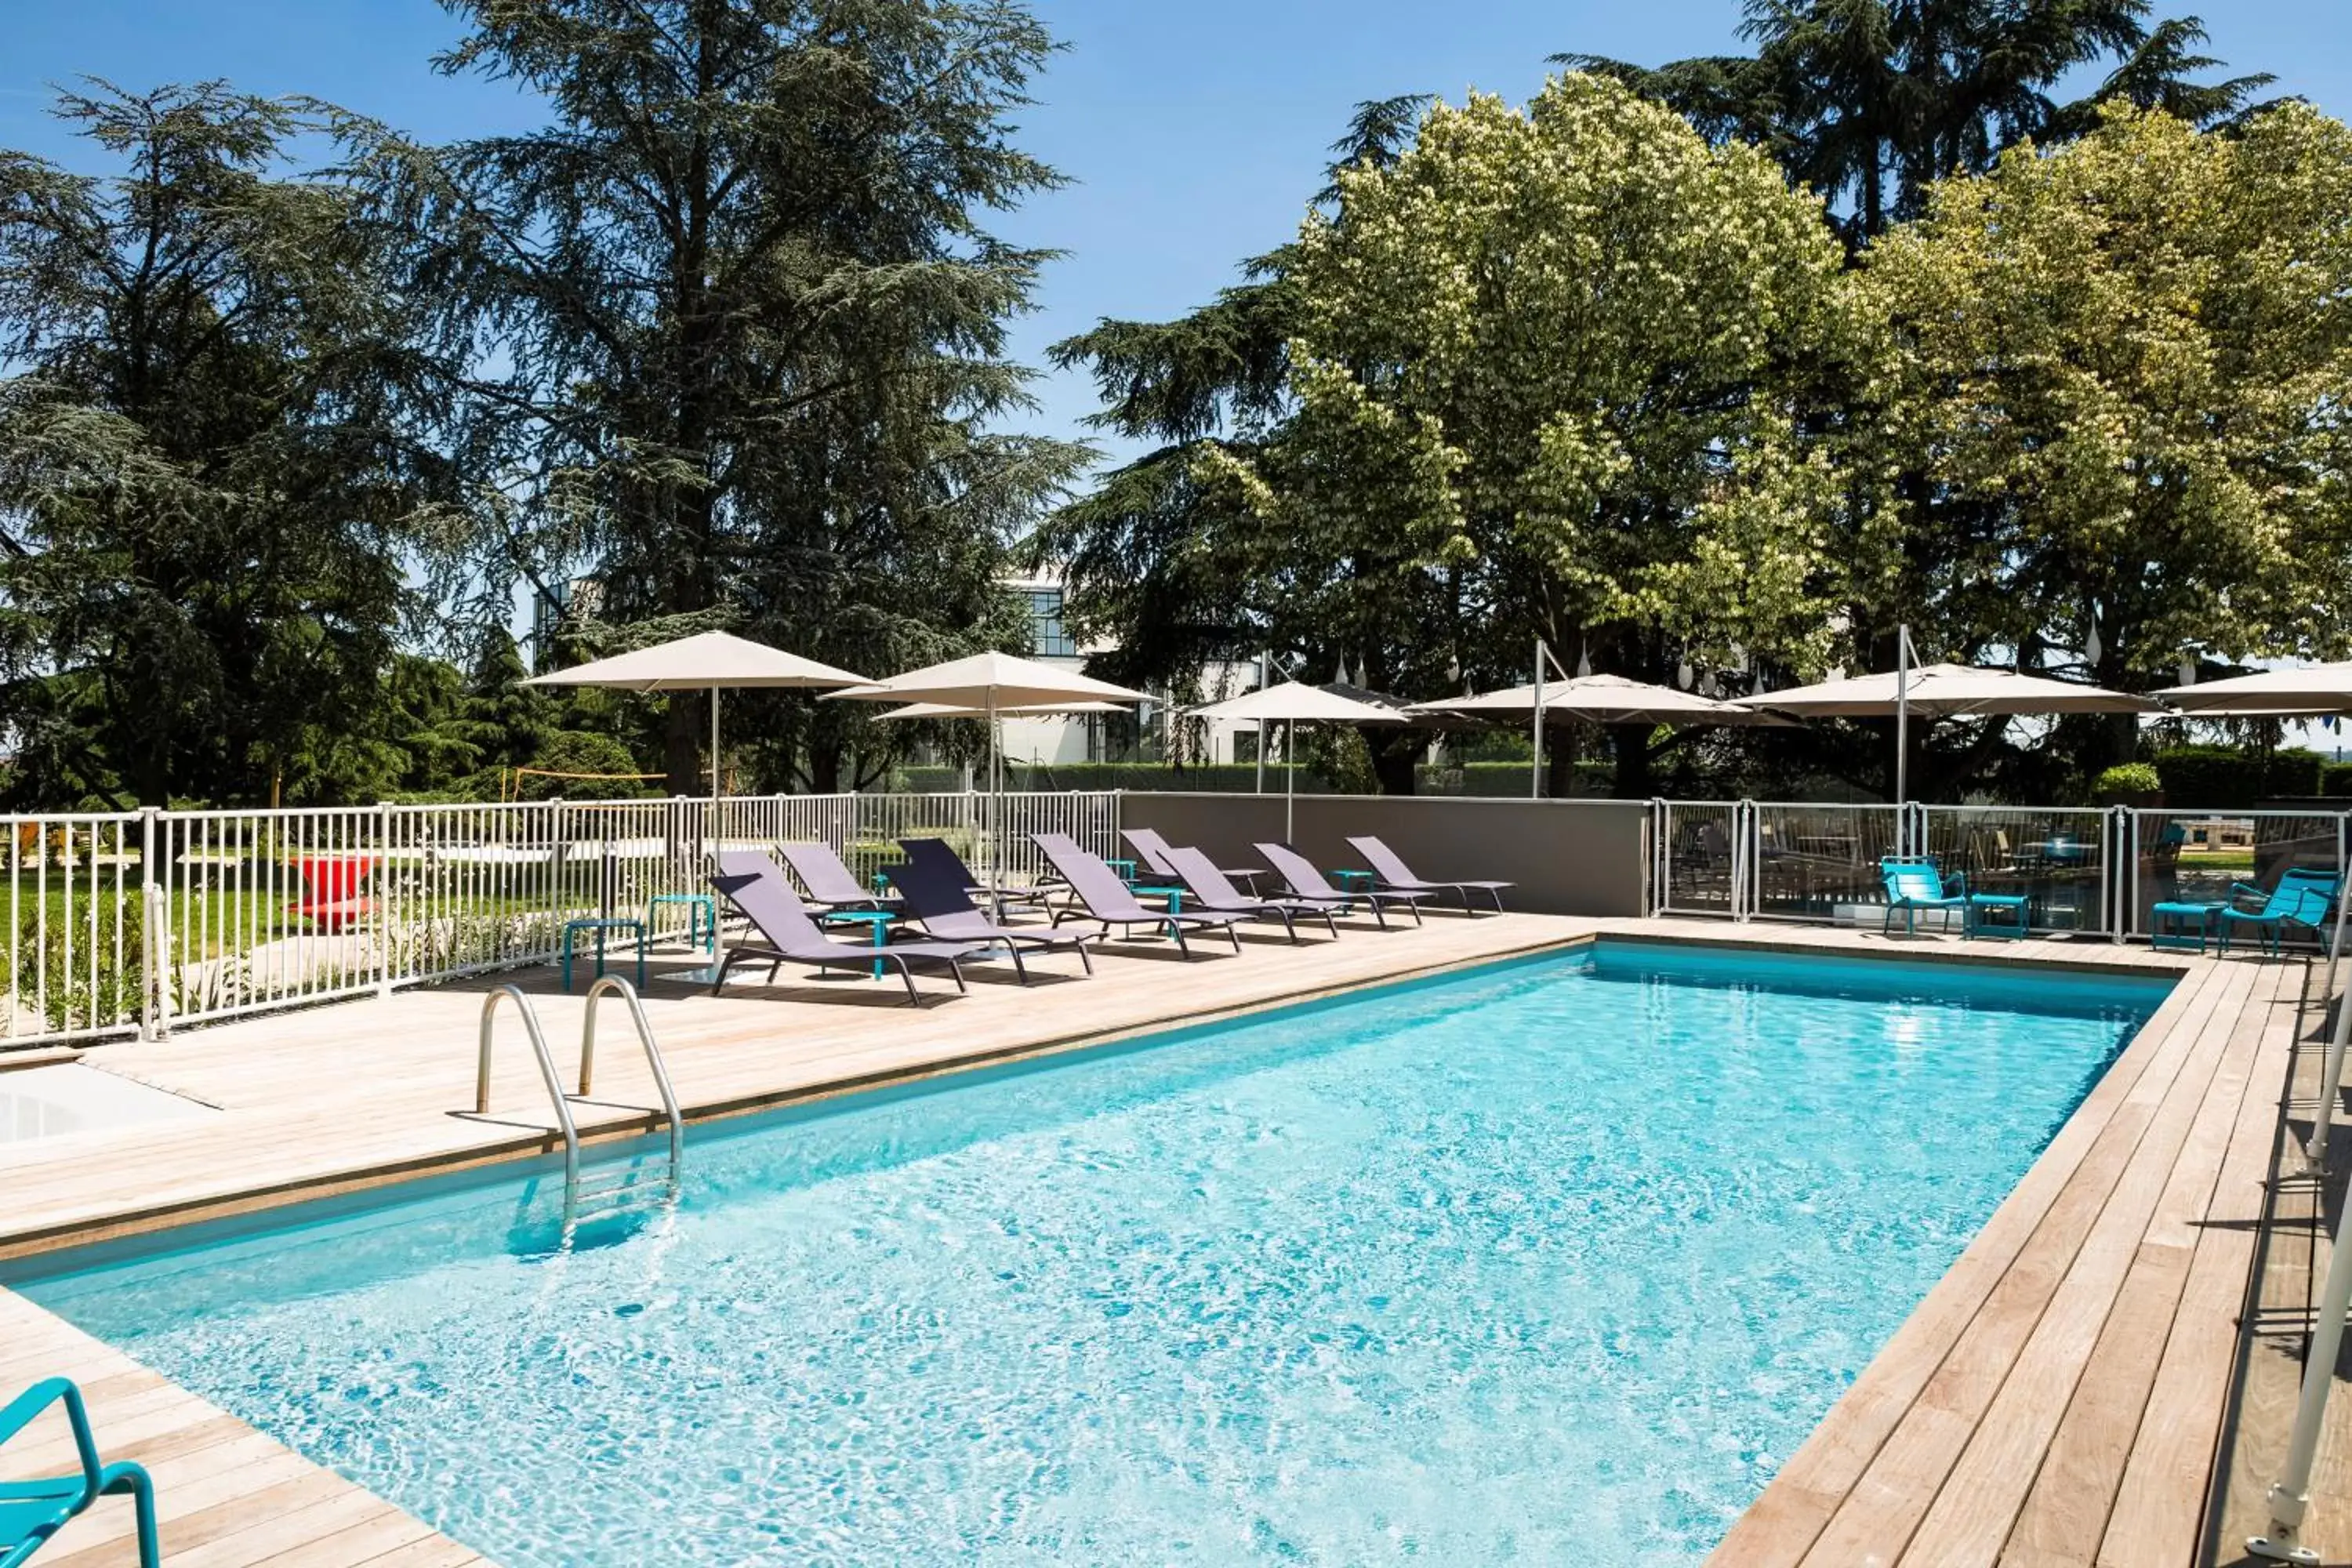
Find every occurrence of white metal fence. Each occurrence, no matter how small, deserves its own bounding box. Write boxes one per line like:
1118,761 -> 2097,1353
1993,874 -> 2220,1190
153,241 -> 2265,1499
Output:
0,791 -> 1127,1049
1650,800 -> 2348,944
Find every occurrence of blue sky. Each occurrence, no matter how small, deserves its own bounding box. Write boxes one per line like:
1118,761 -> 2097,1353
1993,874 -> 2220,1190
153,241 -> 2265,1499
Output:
8,1 -> 2347,464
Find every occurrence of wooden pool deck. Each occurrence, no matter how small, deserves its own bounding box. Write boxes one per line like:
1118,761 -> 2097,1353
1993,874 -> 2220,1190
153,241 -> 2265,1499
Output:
0,913 -> 2336,1566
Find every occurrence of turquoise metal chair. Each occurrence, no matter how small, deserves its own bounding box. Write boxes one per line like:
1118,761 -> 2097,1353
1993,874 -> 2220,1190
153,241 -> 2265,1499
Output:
1,1378 -> 161,1567
2216,868 -> 2339,956
1879,857 -> 1971,936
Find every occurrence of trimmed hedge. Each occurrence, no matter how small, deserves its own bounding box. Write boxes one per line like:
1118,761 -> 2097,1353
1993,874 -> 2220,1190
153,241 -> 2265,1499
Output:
2151,746 -> 2326,808
890,760 -> 1620,797
2322,762 -> 2352,799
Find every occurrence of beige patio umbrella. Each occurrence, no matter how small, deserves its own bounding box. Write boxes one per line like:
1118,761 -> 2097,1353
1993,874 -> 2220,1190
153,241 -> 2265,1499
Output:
1410,673 -> 1789,797
523,630 -> 869,799
1739,651 -> 2158,808
2155,661 -> 2352,716
1185,681 -> 1406,840
826,652 -> 1151,886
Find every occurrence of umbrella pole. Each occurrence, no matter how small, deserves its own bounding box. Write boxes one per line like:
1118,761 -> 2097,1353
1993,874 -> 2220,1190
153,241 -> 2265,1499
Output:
710,686 -> 720,801
1286,719 -> 1295,842
988,690 -> 1000,899
1896,625 -> 1912,841
1531,637 -> 1545,800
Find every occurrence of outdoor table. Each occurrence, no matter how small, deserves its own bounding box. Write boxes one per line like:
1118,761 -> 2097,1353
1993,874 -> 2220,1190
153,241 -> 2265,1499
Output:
647,892 -> 716,953
818,908 -> 901,978
2152,900 -> 2226,953
1105,857 -> 1140,883
1965,892 -> 2031,940
1327,868 -> 1375,892
561,916 -> 646,992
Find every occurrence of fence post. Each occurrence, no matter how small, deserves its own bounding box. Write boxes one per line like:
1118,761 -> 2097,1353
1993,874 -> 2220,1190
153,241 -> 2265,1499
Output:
139,806 -> 161,1042
375,802 -> 395,998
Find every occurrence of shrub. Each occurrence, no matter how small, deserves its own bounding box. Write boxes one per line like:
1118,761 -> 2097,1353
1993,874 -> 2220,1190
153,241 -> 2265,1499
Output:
2153,746 -> 2328,808
2322,762 -> 2352,799
2093,762 -> 2162,797
11,895 -> 146,1032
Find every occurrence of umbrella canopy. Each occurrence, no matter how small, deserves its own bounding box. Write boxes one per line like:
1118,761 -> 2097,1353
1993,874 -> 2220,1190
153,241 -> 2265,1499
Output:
2155,662 -> 2352,716
823,650 -> 1150,709
1185,681 -> 1405,838
1740,662 -> 2160,717
522,630 -> 869,804
1410,673 -> 1787,726
522,630 -> 866,692
827,653 -> 1149,890
1185,681 -> 1409,725
873,699 -> 1128,720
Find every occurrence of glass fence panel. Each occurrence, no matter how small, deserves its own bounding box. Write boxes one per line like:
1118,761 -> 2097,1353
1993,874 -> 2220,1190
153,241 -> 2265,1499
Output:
1918,807 -> 2113,935
2129,810 -> 2341,946
1751,804 -> 1907,923
1658,801 -> 1740,916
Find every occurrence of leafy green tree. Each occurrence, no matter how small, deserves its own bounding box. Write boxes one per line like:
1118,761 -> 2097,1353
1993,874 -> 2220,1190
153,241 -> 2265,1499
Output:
1860,103 -> 2352,774
0,82 -> 456,808
1044,77 -> 1860,795
354,0 -> 1084,793
1559,2 -> 2273,243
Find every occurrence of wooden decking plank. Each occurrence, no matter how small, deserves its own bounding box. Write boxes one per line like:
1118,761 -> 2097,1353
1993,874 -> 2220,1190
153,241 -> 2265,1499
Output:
2102,960 -> 2314,1565
1992,959 -> 2292,1567
1788,963 -> 2242,1567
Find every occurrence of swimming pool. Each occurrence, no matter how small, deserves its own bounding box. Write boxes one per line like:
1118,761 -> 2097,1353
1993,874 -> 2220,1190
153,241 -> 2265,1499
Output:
13,942 -> 2168,1565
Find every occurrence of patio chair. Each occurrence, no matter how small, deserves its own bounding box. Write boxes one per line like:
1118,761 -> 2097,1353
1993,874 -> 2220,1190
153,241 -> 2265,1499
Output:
1031,833 -> 1246,957
1878,857 -> 1971,937
1162,845 -> 1338,943
775,841 -> 893,912
708,848 -> 986,1006
1121,827 -> 1265,893
289,855 -> 376,932
1254,841 -> 1429,927
2217,866 -> 2339,956
886,841 -> 1095,979
1344,835 -> 1512,914
1,1377 -> 162,1568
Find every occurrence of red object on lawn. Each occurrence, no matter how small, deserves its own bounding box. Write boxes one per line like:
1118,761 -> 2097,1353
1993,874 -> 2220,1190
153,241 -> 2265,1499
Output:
290,856 -> 377,931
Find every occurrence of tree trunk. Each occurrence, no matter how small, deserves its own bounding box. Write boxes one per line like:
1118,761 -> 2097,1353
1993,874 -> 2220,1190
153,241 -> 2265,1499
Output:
665,698 -> 701,796
1609,724 -> 1656,800
1367,730 -> 1418,796
808,741 -> 844,796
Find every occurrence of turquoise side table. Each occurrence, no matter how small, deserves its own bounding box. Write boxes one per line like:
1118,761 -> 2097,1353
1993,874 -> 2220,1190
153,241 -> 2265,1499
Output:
562,917 -> 646,992
819,908 -> 900,978
648,892 -> 717,953
2151,900 -> 2223,953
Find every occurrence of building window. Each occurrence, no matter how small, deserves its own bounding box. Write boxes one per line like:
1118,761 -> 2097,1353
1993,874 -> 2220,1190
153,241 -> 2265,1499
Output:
1029,589 -> 1075,658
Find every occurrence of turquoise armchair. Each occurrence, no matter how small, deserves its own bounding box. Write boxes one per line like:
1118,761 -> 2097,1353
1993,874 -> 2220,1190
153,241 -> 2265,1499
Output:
0,1379 -> 160,1568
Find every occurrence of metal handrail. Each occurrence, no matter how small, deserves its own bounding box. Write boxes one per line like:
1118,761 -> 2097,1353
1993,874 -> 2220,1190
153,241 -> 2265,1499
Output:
476,985 -> 579,1195
579,975 -> 684,1189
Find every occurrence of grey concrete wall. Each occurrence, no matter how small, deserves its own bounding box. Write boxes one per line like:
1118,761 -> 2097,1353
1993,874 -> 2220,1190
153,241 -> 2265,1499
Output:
1118,792 -> 1650,917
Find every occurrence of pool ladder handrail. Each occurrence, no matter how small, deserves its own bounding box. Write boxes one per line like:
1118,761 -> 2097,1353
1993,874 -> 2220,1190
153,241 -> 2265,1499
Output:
475,977 -> 682,1216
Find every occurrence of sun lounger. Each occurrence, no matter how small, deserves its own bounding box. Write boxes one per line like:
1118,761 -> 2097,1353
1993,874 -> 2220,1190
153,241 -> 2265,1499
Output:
887,840 -> 1095,978
1163,845 -> 1337,942
1345,834 -> 1512,914
1031,833 -> 1246,957
894,837 -> 1053,920
775,841 -> 892,911
709,848 -> 985,1005
1254,841 -> 1428,927
1121,827 -> 1265,893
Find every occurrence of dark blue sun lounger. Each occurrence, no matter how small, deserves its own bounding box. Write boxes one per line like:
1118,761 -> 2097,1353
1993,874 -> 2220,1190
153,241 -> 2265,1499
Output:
887,840 -> 1095,978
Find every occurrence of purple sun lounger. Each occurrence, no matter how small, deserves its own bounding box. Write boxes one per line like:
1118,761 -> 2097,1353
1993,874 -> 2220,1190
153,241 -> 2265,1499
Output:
1031,833 -> 1246,958
775,840 -> 893,911
1162,845 -> 1337,942
710,848 -> 986,1005
1345,834 -> 1512,915
1254,841 -> 1429,927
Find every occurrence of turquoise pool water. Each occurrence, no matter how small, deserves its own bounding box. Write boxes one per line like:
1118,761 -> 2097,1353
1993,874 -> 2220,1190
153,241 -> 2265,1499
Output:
14,942 -> 2166,1566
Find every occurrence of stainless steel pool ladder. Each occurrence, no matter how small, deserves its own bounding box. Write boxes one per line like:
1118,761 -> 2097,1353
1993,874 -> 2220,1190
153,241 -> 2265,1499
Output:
477,976 -> 683,1219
